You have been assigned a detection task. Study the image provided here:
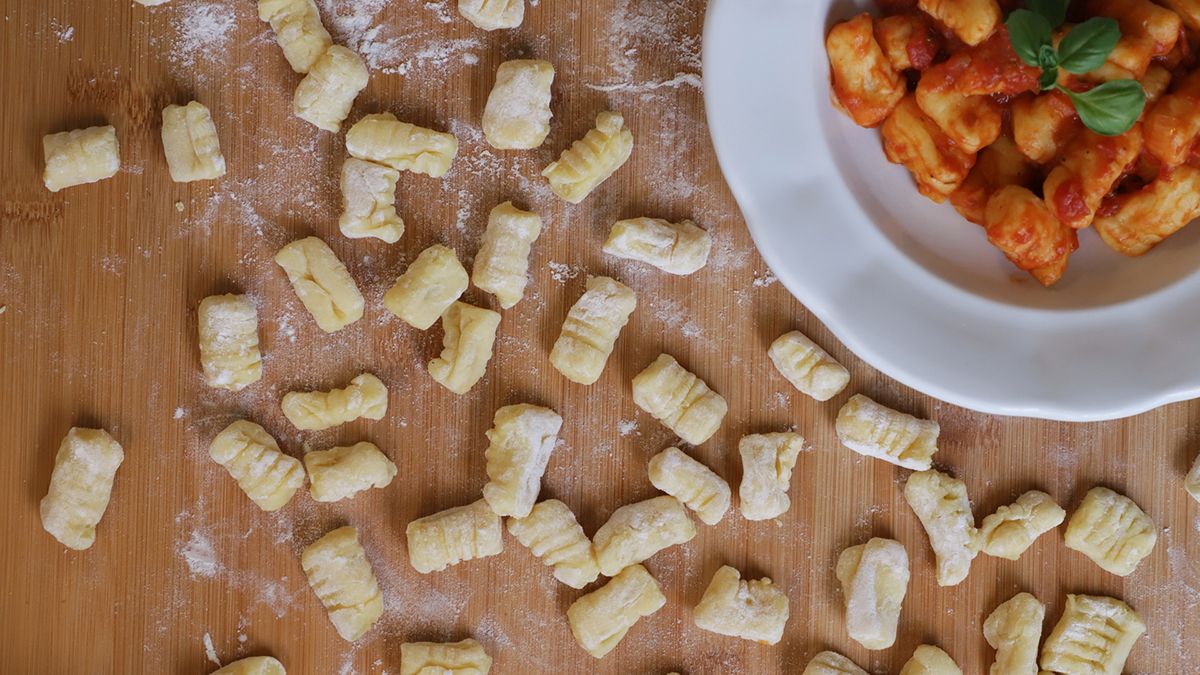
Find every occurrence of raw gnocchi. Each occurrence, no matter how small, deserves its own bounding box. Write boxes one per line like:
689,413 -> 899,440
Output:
836,537 -> 910,650
458,0 -> 524,30
592,495 -> 697,577
566,564 -> 666,658
482,403 -> 563,518
274,237 -> 364,333
983,592 -> 1044,675
903,469 -> 977,586
1187,452 -> 1200,503
257,0 -> 332,73
339,158 -> 404,243
1094,165 -> 1200,256
471,202 -> 542,309
209,420 -> 305,512
198,294 -> 263,392
647,447 -> 731,525
899,645 -> 961,675
300,526 -> 383,642
738,432 -> 804,521
161,102 -> 226,182
428,301 -> 502,394
303,442 -> 397,502
542,111 -> 633,204
346,113 -> 459,178
549,276 -> 637,385
601,217 -> 712,275
406,499 -> 504,573
692,565 -> 790,644
974,490 -> 1065,560
631,354 -> 727,445
767,330 -> 850,402
1039,594 -> 1145,675
482,59 -> 554,149
835,394 -> 938,470
802,651 -> 868,675
506,499 -> 600,589
826,13 -> 906,128
211,656 -> 286,675
1064,486 -> 1157,576
384,244 -> 469,330
281,372 -> 388,431
399,639 -> 492,675
293,45 -> 369,133
42,125 -> 120,192
39,428 -> 124,550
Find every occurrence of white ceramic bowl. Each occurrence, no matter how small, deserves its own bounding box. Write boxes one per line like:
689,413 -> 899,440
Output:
702,0 -> 1200,421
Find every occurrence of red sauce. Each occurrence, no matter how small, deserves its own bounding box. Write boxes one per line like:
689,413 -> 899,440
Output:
953,29 -> 1041,96
1097,193 -> 1126,217
906,25 -> 940,71
1053,178 -> 1091,224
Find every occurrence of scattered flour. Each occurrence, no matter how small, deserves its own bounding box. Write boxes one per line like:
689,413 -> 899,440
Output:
548,261 -> 582,283
202,632 -> 221,666
51,20 -> 74,43
753,269 -> 778,287
173,3 -> 237,68
181,530 -> 220,578
586,72 -> 701,93
617,419 -> 640,436
173,407 -> 187,420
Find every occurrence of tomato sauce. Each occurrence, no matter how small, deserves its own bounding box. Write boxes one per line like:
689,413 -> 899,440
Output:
1053,179 -> 1091,223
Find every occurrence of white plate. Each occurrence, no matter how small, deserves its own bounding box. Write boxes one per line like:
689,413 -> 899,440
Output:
702,0 -> 1200,421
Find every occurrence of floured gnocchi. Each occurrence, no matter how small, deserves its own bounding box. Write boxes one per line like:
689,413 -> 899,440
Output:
428,301 -> 501,394
768,330 -> 850,402
899,645 -> 962,675
384,244 -> 469,330
458,0 -> 524,30
543,111 -> 633,203
211,656 -> 286,675
632,354 -> 727,445
346,113 -> 459,178
984,592 -> 1044,675
1064,486 -> 1157,576
836,537 -> 910,650
399,639 -> 492,675
836,394 -> 938,470
471,202 -> 542,308
975,490 -> 1065,560
300,526 -> 383,642
602,217 -> 711,275
293,45 -> 369,132
339,158 -> 404,243
903,469 -> 977,586
482,404 -> 563,518
257,0 -> 331,73
1188,452 -> 1200,503
40,428 -> 124,550
42,125 -> 120,192
738,433 -> 804,521
483,60 -> 554,149
304,442 -> 397,502
647,447 -> 730,525
209,421 -> 305,512
281,372 -> 388,431
406,499 -> 504,573
161,101 -> 226,182
550,276 -> 637,385
567,564 -> 665,658
506,499 -> 600,589
692,565 -> 790,644
198,294 -> 263,392
802,651 -> 868,675
1040,594 -> 1145,675
593,495 -> 696,577
274,237 -> 364,333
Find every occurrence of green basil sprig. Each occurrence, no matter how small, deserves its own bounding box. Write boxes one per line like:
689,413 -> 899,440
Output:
1005,0 -> 1145,136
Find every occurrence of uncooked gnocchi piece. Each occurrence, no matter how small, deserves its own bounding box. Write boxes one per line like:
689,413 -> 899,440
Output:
692,565 -> 790,644
301,526 -> 383,642
384,244 -> 469,330
428,301 -> 502,394
836,537 -> 910,650
275,237 -> 364,333
304,442 -> 397,502
293,45 -> 369,132
975,490 -> 1065,560
471,202 -> 542,308
593,496 -> 697,576
346,113 -> 459,178
39,428 -> 124,550
802,651 -> 868,675
567,564 -> 666,659
768,330 -> 850,402
459,0 -> 524,30
1064,486 -> 1157,576
281,372 -> 388,431
900,645 -> 961,675
1039,594 -> 1145,675
984,592 -> 1044,675
483,59 -> 554,149
339,158 -> 404,243
198,294 -> 263,392
406,499 -> 504,573
602,217 -> 712,275
42,125 -> 120,192
211,656 -> 286,675
836,394 -> 938,470
257,0 -> 332,73
631,354 -> 727,445
482,404 -> 563,518
550,276 -> 637,385
507,499 -> 601,589
1187,452 -> 1200,503
647,447 -> 731,525
542,111 -> 633,204
738,433 -> 804,521
400,639 -> 492,675
903,469 -> 977,586
209,421 -> 305,512
161,101 -> 226,182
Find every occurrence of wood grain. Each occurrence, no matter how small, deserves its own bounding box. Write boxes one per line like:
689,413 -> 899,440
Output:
1,0 -> 1197,673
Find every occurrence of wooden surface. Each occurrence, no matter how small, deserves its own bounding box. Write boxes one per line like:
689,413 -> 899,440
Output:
1,0 -> 1198,673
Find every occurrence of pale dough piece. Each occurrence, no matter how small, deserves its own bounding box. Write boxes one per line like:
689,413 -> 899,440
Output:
211,656 -> 286,675
648,447 -> 731,525
346,112 -> 459,177
1039,594 -> 1145,675
602,217 -> 712,275
900,645 -> 962,675
542,111 -> 633,204
593,495 -> 697,576
549,276 -> 637,385
1064,486 -> 1157,576
384,244 -> 469,330
293,45 -> 368,132
738,433 -> 804,521
406,499 -> 504,573
1186,452 -> 1200,503
301,526 -> 384,642
428,302 -> 501,394
198,294 -> 263,392
39,428 -> 124,550
339,158 -> 403,243
257,0 -> 331,73
209,421 -> 305,512
692,565 -> 790,644
42,125 -> 120,192
471,202 -> 542,308
835,394 -> 938,470
802,651 -> 869,675
161,101 -> 226,182
768,330 -> 851,401
507,499 -> 600,588
274,236 -> 364,333
975,491 -> 1066,560
836,537 -> 910,650
400,639 -> 492,674
458,0 -> 524,30
567,564 -> 666,658
281,372 -> 388,431
482,404 -> 563,518
483,59 -> 554,149
304,442 -> 397,502
984,592 -> 1044,675
903,469 -> 977,586
631,354 -> 727,445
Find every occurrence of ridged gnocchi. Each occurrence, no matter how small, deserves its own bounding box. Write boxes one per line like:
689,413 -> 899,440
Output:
826,13 -> 905,128
482,404 -> 563,518
984,592 -> 1044,675
567,564 -> 666,658
198,294 -> 263,392
593,496 -> 696,577
293,45 -> 369,133
281,372 -> 388,431
399,639 -> 492,675
984,185 -> 1078,287
458,0 -> 524,30
647,447 -> 730,525
257,0 -> 331,73
406,499 -> 504,573
300,526 -> 384,642
161,102 -> 226,182
631,354 -> 727,445
602,217 -> 711,275
802,651 -> 868,675
1011,91 -> 1080,165
916,65 -> 1002,154
471,202 -> 542,309
549,276 -> 637,385
483,60 -> 554,149
1144,68 -> 1200,166
899,645 -> 962,675
1043,125 -> 1144,230
428,301 -> 502,394
42,125 -> 121,192
738,432 -> 804,521
1064,486 -> 1157,576
506,499 -> 600,589
542,111 -> 633,204
836,537 -> 910,650
692,565 -> 790,644
882,95 -> 975,203
304,442 -> 397,502
767,330 -> 850,402
903,469 -> 977,586
384,244 -> 469,330
1094,165 -> 1200,256
339,158 -> 404,243
209,421 -> 305,512
974,490 -> 1065,560
1039,594 -> 1145,675
211,656 -> 286,675
39,428 -> 124,550
274,237 -> 364,333
835,394 -> 938,470
346,113 -> 459,178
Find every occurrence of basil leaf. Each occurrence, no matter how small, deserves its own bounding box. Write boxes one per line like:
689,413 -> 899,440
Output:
1006,10 -> 1054,68
1058,17 -> 1121,74
1038,43 -> 1059,69
1040,66 -> 1059,91
1063,80 -> 1146,136
1027,0 -> 1069,27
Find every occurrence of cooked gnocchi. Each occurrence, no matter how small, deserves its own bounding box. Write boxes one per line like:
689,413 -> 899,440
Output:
471,202 -> 542,308
1010,91 -> 1080,165
406,499 -> 504,573
692,565 -> 790,645
767,330 -> 850,401
399,639 -> 492,675
592,495 -> 697,577
984,185 -> 1079,287
826,13 -> 906,128
1039,594 -> 1145,675
835,394 -> 938,470
601,217 -> 712,275
1043,125 -> 1144,230
198,294 -> 263,392
984,592 -> 1044,675
42,125 -> 120,192
281,372 -> 388,431
881,95 -> 975,202
293,45 -> 369,133
836,537 -> 910,650
339,158 -> 404,243
428,301 -> 501,394
917,0 -> 999,46
303,442 -> 397,502
506,499 -> 600,589
631,354 -> 727,445
209,421 -> 305,512
950,134 -> 1037,226
566,564 -> 666,658
903,469 -> 977,586
542,111 -> 633,203
458,0 -> 524,30
1094,165 -> 1200,256
974,490 -> 1065,560
40,428 -> 124,550
300,526 -> 383,642
899,645 -> 961,675
211,656 -> 286,675
482,404 -> 563,518
1064,486 -> 1157,576
1144,68 -> 1200,166
874,14 -> 941,72
802,651 -> 868,675
482,59 -> 554,149
346,113 -> 459,177
384,244 -> 470,330
647,447 -> 731,526
161,102 -> 226,182
257,0 -> 331,73
274,237 -> 364,333
916,63 -> 1002,154
549,276 -> 637,385
738,432 -> 804,521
